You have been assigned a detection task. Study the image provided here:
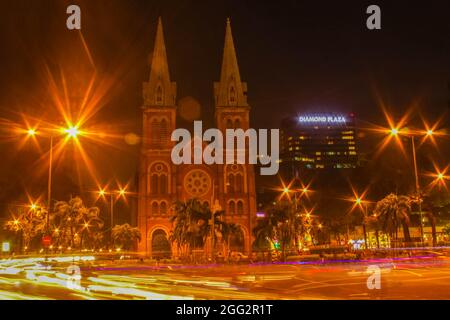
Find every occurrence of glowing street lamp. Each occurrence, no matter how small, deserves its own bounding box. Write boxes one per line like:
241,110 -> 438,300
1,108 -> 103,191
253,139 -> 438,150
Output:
64,125 -> 80,139
390,128 -> 399,136
348,191 -> 369,250
27,128 -> 37,137
383,124 -> 434,246
97,185 -> 129,246
118,188 -> 127,197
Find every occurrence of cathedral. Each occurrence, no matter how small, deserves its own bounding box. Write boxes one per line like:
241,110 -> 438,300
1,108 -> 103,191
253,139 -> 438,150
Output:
137,18 -> 257,257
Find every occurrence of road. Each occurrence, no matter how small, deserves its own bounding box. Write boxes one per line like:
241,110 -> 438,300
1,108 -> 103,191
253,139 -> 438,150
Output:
1,254 -> 450,299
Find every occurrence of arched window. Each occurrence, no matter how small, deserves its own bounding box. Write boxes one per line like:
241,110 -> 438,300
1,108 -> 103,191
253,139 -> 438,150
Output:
148,162 -> 170,195
151,174 -> 158,195
160,202 -> 167,216
226,119 -> 233,129
156,85 -> 163,104
237,201 -> 244,215
227,174 -> 235,193
235,174 -> 243,193
234,118 -> 241,129
151,202 -> 159,216
228,201 -> 236,215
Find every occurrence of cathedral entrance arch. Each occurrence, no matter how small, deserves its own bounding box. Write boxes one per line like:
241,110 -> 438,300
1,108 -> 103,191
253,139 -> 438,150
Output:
151,229 -> 171,259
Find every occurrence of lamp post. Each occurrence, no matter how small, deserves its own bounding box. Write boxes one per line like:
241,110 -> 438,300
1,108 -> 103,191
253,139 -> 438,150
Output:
26,124 -> 81,235
389,128 -> 425,246
46,136 -> 53,233
98,187 -> 128,247
355,197 -> 368,250
410,135 -> 425,247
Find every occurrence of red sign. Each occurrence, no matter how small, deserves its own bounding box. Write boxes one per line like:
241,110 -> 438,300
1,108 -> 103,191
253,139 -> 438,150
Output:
42,235 -> 52,247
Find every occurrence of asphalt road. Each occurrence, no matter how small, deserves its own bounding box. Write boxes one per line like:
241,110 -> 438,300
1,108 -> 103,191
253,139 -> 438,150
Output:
1,254 -> 450,300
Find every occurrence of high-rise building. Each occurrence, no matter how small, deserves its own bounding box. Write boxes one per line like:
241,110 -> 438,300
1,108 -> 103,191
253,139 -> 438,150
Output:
137,18 -> 256,257
280,113 -> 358,174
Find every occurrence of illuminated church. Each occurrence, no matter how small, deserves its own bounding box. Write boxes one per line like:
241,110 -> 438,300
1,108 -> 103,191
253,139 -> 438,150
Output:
137,18 -> 257,257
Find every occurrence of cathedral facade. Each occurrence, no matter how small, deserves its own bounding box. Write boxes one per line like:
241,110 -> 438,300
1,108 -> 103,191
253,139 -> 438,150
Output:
137,18 -> 256,257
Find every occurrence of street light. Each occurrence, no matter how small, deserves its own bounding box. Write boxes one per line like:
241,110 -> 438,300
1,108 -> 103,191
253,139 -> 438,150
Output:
29,202 -> 39,211
97,186 -> 128,246
386,126 -> 433,246
390,128 -> 399,136
353,196 -> 368,249
27,128 -> 37,137
22,122 -> 84,235
64,125 -> 80,139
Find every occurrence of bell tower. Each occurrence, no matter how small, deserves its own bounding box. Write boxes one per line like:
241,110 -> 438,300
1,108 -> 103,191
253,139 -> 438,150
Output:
214,18 -> 256,253
138,17 -> 177,254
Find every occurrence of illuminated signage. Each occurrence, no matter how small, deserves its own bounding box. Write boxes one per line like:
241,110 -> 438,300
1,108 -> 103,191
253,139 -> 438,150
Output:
298,115 -> 347,124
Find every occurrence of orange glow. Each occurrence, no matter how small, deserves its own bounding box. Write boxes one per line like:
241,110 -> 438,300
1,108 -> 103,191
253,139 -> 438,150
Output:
390,128 -> 399,136
27,128 -> 37,136
426,164 -> 449,191
344,183 -> 370,214
118,188 -> 127,197
64,125 -> 80,139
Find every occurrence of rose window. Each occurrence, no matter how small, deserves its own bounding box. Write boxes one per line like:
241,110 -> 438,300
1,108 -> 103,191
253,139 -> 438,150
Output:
184,169 -> 211,197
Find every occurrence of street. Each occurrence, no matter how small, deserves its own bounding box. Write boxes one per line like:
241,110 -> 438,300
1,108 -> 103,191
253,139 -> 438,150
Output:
1,254 -> 450,300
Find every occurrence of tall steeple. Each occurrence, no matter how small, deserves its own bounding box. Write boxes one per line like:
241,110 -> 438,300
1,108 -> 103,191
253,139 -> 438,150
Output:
214,18 -> 248,107
143,17 -> 177,107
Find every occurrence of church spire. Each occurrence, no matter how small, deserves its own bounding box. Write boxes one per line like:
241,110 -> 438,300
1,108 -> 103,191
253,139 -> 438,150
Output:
214,18 -> 248,107
143,17 -> 177,107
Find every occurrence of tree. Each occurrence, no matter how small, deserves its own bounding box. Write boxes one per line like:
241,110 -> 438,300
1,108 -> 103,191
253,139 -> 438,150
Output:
52,196 -> 103,249
373,193 -> 412,246
112,224 -> 141,250
170,199 -> 243,259
253,201 -> 302,261
4,206 -> 47,251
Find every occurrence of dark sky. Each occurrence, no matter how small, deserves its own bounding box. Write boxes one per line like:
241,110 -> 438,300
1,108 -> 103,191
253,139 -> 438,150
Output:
0,0 -> 449,217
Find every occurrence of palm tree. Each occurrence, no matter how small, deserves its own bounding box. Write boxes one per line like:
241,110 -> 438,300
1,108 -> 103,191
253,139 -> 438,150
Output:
4,206 -> 47,251
170,199 -> 243,259
373,193 -> 412,247
170,199 -> 209,256
253,201 -> 301,261
112,224 -> 141,251
53,197 -> 103,249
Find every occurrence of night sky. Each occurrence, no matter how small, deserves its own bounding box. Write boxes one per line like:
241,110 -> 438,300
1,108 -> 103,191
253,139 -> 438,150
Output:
0,0 -> 449,218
